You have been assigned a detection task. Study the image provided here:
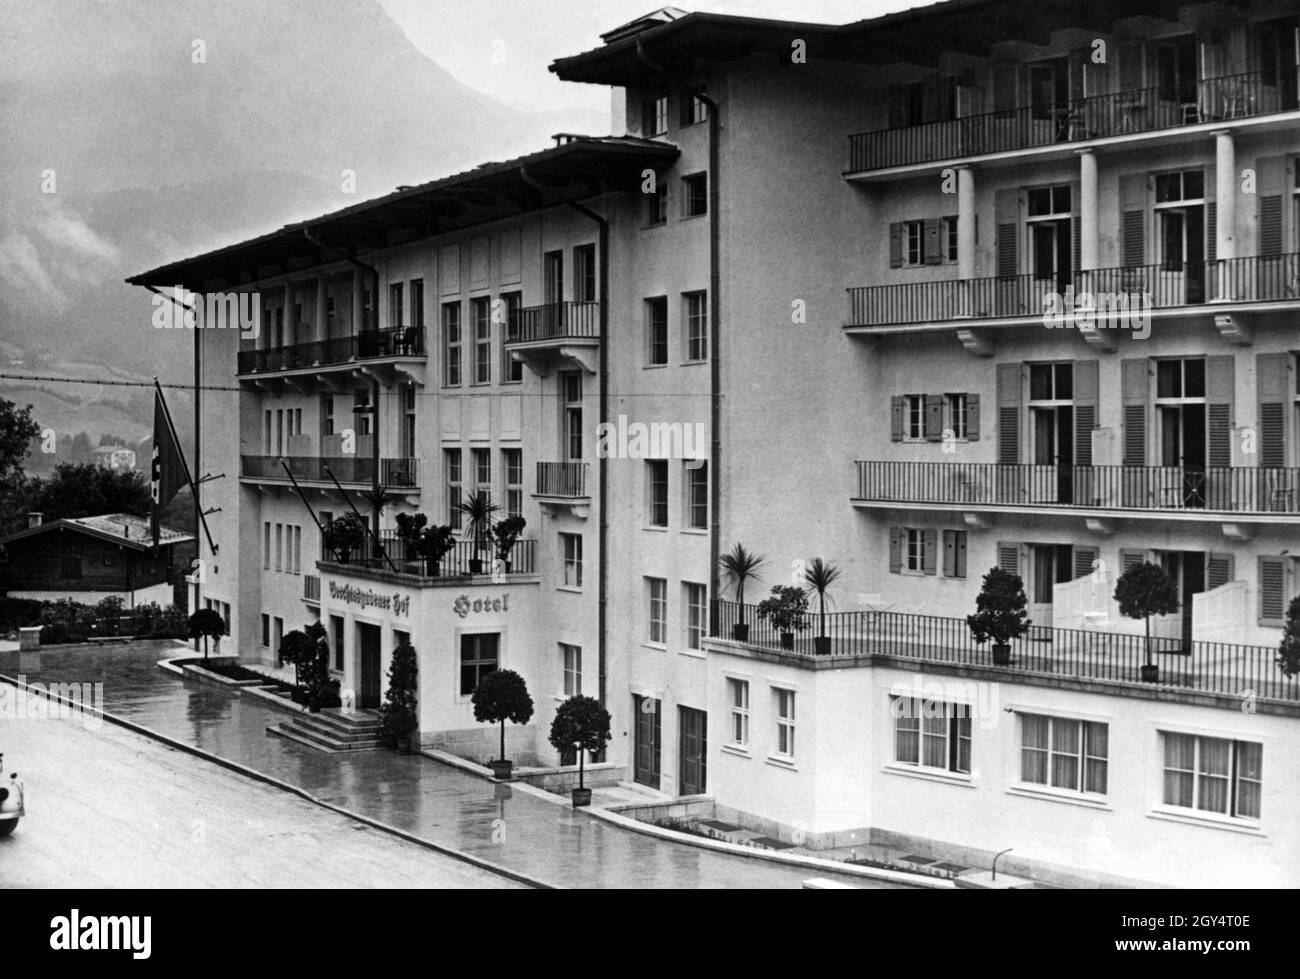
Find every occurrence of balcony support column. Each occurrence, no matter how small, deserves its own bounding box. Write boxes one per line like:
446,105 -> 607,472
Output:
315,275 -> 327,345
284,281 -> 294,346
957,166 -> 976,320
1077,149 -> 1099,273
1214,130 -> 1236,263
352,268 -> 363,335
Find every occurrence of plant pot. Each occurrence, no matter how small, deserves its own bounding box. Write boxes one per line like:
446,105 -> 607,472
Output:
424,559 -> 440,577
336,551 -> 351,565
489,759 -> 513,781
469,558 -> 484,575
501,559 -> 513,574
571,787 -> 592,808
732,622 -> 750,642
1141,664 -> 1159,683
992,643 -> 1012,666
813,636 -> 831,655
396,735 -> 413,754
779,632 -> 795,650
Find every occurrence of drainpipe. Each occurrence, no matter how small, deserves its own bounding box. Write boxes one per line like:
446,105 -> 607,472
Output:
636,40 -> 723,635
519,165 -> 611,711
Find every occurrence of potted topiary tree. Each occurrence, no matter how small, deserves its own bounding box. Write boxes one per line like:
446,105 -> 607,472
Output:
378,641 -> 419,752
416,524 -> 456,576
393,511 -> 428,570
1278,596 -> 1300,677
492,515 -> 527,573
967,567 -> 1031,666
323,512 -> 366,564
1114,561 -> 1179,682
300,620 -> 339,712
803,557 -> 842,655
472,668 -> 534,780
278,627 -> 314,691
548,694 -> 612,807
757,584 -> 809,650
719,543 -> 766,641
186,608 -> 225,660
457,491 -> 501,575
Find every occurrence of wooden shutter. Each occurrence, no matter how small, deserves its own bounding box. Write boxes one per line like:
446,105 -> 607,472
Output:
891,395 -> 905,441
1121,358 -> 1149,466
1258,156 -> 1285,256
1071,181 -> 1081,273
996,362 -> 1021,464
1119,173 -> 1147,268
1118,41 -> 1145,90
889,223 -> 904,268
994,188 -> 1019,278
1074,360 -> 1099,467
1257,352 -> 1288,468
922,529 -> 938,575
992,63 -> 1019,114
1205,201 -> 1216,264
1073,545 -> 1099,582
924,394 -> 944,441
923,218 -> 944,264
1206,553 -> 1234,590
1259,555 -> 1286,623
1120,548 -> 1145,573
996,541 -> 1020,576
967,393 -> 981,441
1206,355 -> 1234,468
954,531 -> 967,578
943,530 -> 956,577
889,527 -> 902,573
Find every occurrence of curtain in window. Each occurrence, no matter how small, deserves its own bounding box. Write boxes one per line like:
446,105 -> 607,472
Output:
1051,719 -> 1080,790
1163,732 -> 1195,807
896,705 -> 920,765
922,709 -> 948,769
1236,742 -> 1262,819
1197,737 -> 1231,814
1021,714 -> 1049,783
1084,722 -> 1109,794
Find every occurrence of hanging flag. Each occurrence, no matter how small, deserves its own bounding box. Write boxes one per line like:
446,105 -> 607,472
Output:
150,384 -> 186,549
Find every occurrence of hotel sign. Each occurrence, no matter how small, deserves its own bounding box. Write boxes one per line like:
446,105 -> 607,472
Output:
328,582 -> 410,617
454,594 -> 509,618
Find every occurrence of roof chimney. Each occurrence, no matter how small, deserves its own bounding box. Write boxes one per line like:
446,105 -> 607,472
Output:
26,512 -> 42,528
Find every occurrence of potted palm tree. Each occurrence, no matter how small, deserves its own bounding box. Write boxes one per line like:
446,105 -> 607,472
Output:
1114,561 -> 1180,682
323,512 -> 366,564
803,557 -> 842,655
757,585 -> 809,650
472,669 -> 534,780
548,695 -> 612,807
457,491 -> 501,574
967,567 -> 1031,665
378,641 -> 419,752
720,543 -> 766,641
492,515 -> 527,573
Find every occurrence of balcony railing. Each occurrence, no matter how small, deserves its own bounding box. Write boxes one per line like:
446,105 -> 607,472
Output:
324,532 -> 536,578
855,461 -> 1300,515
849,72 -> 1294,172
535,461 -> 588,498
712,600 -> 1299,702
237,325 -> 425,374
240,455 -> 419,487
848,254 -> 1300,328
506,301 -> 600,344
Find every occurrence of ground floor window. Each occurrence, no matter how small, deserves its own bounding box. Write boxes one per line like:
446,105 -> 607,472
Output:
1019,714 -> 1108,795
892,697 -> 970,774
727,678 -> 749,747
1161,732 -> 1261,820
459,632 -> 499,695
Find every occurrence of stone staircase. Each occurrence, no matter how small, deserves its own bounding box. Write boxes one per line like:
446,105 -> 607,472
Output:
267,708 -> 384,752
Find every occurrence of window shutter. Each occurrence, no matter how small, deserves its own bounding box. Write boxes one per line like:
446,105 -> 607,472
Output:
967,393 -> 981,441
891,395 -> 905,441
1074,360 -> 1098,467
943,530 -> 956,577
889,223 -> 904,268
1206,553 -> 1233,590
1072,545 -> 1099,582
1071,182 -> 1081,273
1257,352 -> 1288,468
1121,358 -> 1148,466
1119,173 -> 1146,268
1120,548 -> 1145,573
924,394 -> 944,440
1118,40 -> 1145,90
996,362 -> 1021,464
996,541 -> 1020,575
955,532 -> 967,578
992,63 -> 1019,114
1258,156 -> 1285,256
1206,355 -> 1234,468
1258,555 -> 1286,623
922,529 -> 938,575
994,188 -> 1019,278
1205,201 -> 1217,264
923,218 -> 944,264
889,527 -> 902,573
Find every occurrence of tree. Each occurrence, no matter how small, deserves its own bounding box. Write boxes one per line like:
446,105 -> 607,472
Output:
186,608 -> 225,659
278,628 -> 315,689
378,641 -> 419,747
472,669 -> 534,764
298,620 -> 339,712
1114,561 -> 1180,673
803,557 -> 842,651
30,463 -> 150,521
967,567 -> 1032,648
548,695 -> 612,792
756,585 -> 809,647
719,543 -> 766,633
1277,596 -> 1300,677
0,398 -> 40,483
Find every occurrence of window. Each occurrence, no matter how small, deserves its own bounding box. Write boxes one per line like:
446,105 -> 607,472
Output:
561,532 -> 583,587
646,175 -> 668,226
1155,357 -> 1206,399
275,523 -> 283,571
683,291 -> 707,362
904,220 -> 924,266
293,525 -> 302,574
945,393 -> 968,439
500,292 -> 523,382
263,522 -> 271,570
681,92 -> 708,125
443,302 -> 462,386
322,395 -> 335,436
727,678 -> 749,746
1029,362 -> 1074,401
472,297 -> 491,385
647,577 -> 667,644
402,384 -> 416,458
410,279 -> 424,328
893,698 -> 971,774
574,244 -> 597,303
459,633 -> 499,696
683,582 -> 706,650
263,409 -> 272,453
645,297 -> 668,365
562,372 -> 583,461
1020,714 -> 1108,795
503,449 -> 523,519
941,529 -> 968,579
1162,733 -> 1261,820
1026,185 -> 1072,284
561,643 -> 582,697
774,688 -> 796,758
446,448 -> 462,529
261,613 -> 270,647
330,614 -> 344,672
683,173 -> 708,217
472,448 -> 491,498
942,215 -> 959,262
685,462 -> 707,530
903,394 -> 924,440
643,95 -> 668,136
389,282 -> 404,328
904,527 -> 927,573
647,459 -> 669,527
354,389 -> 372,436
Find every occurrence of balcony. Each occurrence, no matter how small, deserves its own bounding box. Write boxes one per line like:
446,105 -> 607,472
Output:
848,72 -> 1297,175
237,326 -> 426,382
710,601 -> 1299,707
533,461 -> 590,518
240,455 -> 419,489
320,533 -> 537,585
853,461 -> 1300,523
847,254 -> 1300,333
505,301 -> 600,375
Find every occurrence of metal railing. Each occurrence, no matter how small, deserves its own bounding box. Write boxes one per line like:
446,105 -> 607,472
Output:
240,455 -> 419,488
325,532 -> 536,578
848,72 -> 1294,172
535,461 -> 588,498
237,325 -> 426,374
506,301 -> 600,344
848,254 -> 1300,328
855,461 -> 1300,514
711,600 -> 1299,702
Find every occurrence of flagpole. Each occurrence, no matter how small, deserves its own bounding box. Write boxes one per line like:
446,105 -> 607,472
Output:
155,378 -> 217,555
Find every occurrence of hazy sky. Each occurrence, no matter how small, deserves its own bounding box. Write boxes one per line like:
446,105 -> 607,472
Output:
377,0 -> 920,114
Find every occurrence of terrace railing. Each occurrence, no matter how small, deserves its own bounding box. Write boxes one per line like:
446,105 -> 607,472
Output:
535,461 -> 588,498
237,325 -> 425,374
507,301 -> 600,344
325,532 -> 536,578
240,455 -> 419,488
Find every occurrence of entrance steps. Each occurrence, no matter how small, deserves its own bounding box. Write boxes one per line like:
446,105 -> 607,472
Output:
267,707 -> 384,752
